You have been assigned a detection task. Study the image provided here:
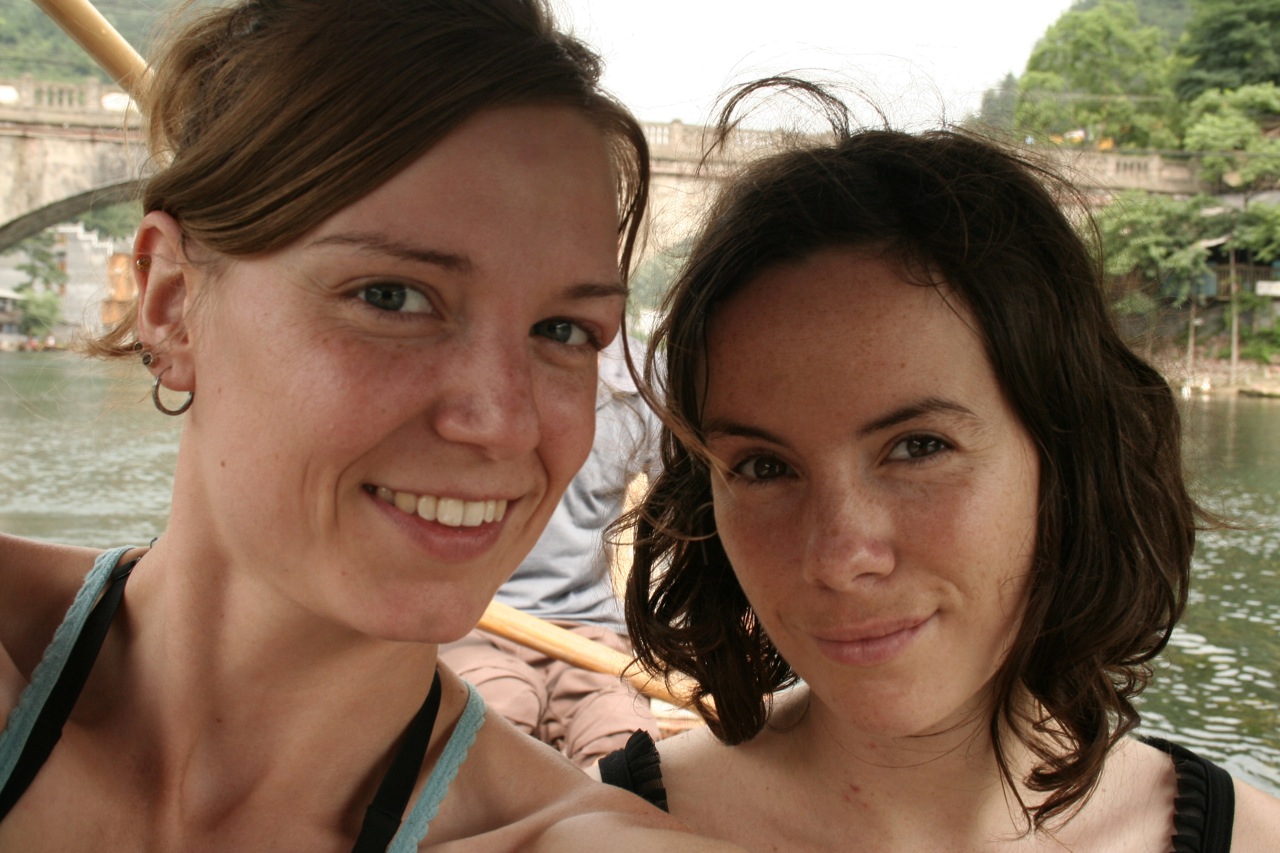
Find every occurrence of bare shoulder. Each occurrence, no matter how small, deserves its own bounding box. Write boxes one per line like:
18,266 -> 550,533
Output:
423,691 -> 736,851
1231,776 -> 1280,852
0,534 -> 102,689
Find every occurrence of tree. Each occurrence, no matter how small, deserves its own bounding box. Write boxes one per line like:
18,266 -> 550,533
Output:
1095,191 -> 1224,303
1015,0 -> 1180,148
18,289 -> 61,338
5,232 -> 66,339
969,73 -> 1019,135
1175,0 -> 1280,102
1069,0 -> 1192,45
1183,84 -> 1280,197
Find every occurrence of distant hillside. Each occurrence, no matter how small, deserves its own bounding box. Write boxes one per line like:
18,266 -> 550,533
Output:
1069,0 -> 1192,45
0,0 -> 164,82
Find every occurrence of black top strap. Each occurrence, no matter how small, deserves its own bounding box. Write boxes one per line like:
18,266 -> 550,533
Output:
0,555 -> 445,853
351,670 -> 443,853
1140,735 -> 1236,853
598,729 -> 669,813
0,557 -> 138,821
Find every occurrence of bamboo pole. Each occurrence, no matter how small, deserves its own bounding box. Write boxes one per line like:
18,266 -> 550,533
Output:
478,600 -> 701,710
32,0 -> 150,96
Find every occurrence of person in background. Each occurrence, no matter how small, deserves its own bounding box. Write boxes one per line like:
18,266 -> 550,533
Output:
442,336 -> 662,768
600,80 -> 1280,851
0,1 -> 740,850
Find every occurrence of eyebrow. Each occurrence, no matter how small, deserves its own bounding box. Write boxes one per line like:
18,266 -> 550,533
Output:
309,232 -> 472,272
307,232 -> 628,300
856,397 -> 979,437
703,397 -> 979,444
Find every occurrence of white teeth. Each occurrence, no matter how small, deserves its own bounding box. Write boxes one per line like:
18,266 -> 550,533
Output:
375,487 -> 508,528
461,501 -> 486,527
437,498 -> 464,526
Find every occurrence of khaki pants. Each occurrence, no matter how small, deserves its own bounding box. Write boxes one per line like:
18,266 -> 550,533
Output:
440,623 -> 659,769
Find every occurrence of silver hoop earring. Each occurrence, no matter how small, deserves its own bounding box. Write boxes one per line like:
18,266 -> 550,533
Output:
152,368 -> 193,416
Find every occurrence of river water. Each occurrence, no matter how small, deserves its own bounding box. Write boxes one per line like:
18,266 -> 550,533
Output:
2,351 -> 1278,794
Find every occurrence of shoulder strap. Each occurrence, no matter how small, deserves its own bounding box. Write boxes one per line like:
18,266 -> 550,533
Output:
351,670 -> 443,853
1141,735 -> 1235,853
0,557 -> 137,821
598,729 -> 668,812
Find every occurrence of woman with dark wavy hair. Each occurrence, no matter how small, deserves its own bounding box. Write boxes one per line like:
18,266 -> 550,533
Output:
599,82 -> 1280,851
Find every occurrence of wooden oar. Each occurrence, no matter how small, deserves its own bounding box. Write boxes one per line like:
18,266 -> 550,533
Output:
32,0 -> 149,94
478,600 -> 701,710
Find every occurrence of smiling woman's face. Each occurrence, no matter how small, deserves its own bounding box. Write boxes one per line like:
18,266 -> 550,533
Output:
148,105 -> 625,642
701,247 -> 1040,740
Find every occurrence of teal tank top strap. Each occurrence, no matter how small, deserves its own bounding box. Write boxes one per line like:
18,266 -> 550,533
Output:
0,546 -> 134,788
388,681 -> 487,852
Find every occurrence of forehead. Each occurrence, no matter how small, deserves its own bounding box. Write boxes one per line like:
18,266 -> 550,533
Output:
701,247 -> 1001,416
308,104 -> 622,275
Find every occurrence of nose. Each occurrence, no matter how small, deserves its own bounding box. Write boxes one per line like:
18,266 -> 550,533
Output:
800,484 -> 895,590
429,334 -> 541,459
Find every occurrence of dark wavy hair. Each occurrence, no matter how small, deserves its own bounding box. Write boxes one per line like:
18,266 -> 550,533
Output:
91,0 -> 647,357
624,81 -> 1204,828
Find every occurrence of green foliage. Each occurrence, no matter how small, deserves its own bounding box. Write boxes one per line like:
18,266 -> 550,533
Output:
1236,203 -> 1280,262
1070,0 -> 1192,45
18,288 -> 61,338
1174,0 -> 1280,102
0,0 -> 158,82
1183,84 -> 1280,193
1015,0 -> 1180,148
971,73 -> 1019,134
8,232 -> 68,292
74,201 -> 143,241
1239,321 -> 1280,363
1095,192 -> 1227,302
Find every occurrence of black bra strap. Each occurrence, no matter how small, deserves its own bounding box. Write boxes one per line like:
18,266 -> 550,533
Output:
351,669 -> 443,853
0,556 -> 445,853
0,557 -> 138,821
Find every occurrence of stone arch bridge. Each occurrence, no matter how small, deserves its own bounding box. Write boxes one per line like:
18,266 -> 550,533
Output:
0,76 -> 1204,256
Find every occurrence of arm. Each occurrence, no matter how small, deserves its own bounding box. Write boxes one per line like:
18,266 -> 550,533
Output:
1231,777 -> 1280,852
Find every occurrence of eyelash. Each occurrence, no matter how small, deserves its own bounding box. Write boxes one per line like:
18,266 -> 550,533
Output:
726,454 -> 793,484
724,433 -> 952,484
885,434 -> 953,463
356,281 -> 434,318
530,318 -> 602,351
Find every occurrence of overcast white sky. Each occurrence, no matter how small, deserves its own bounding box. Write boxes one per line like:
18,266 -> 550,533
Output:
554,1 -> 1075,128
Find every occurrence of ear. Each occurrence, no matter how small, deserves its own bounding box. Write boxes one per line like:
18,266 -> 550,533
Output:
134,211 -> 197,393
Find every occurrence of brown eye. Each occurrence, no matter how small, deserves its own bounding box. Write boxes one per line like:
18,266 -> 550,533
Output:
733,456 -> 790,480
887,434 -> 951,461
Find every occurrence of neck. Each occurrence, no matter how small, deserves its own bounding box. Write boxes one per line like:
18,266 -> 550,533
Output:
88,537 -> 450,833
762,687 -> 1044,849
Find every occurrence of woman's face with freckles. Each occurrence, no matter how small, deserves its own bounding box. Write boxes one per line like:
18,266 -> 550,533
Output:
701,247 -> 1040,741
148,105 -> 626,642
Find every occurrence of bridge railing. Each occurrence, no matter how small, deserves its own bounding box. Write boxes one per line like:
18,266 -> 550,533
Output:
0,75 -> 140,129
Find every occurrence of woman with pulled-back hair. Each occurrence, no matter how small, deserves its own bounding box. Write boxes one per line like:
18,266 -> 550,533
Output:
599,80 -> 1280,851
0,2 -> 737,850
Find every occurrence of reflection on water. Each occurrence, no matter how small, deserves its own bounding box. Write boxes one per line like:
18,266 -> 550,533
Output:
0,351 -> 179,546
1,353 -> 1278,793
1138,394 -> 1280,795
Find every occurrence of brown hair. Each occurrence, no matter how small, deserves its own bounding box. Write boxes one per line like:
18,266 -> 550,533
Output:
92,0 -> 648,357
624,81 -> 1204,828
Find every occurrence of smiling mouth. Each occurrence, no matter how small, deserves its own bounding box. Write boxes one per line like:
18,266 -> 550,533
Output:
364,484 -> 508,528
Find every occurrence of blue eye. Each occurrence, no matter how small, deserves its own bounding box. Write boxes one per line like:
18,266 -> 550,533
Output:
731,455 -> 791,481
886,435 -> 950,461
532,319 -> 591,347
360,283 -> 432,314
